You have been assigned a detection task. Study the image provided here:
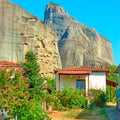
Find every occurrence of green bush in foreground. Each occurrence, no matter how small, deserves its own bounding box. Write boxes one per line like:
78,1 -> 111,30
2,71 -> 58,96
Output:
58,88 -> 87,109
0,66 -> 49,119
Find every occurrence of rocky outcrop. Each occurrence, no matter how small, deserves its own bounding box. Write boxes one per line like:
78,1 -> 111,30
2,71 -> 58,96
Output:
0,0 -> 114,76
44,3 -> 114,67
0,0 -> 61,76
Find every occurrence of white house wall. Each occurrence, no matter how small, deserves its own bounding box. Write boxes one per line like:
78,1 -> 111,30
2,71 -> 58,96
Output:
89,72 -> 106,92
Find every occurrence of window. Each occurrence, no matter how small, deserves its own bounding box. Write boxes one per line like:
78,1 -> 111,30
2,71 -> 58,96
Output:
76,79 -> 85,90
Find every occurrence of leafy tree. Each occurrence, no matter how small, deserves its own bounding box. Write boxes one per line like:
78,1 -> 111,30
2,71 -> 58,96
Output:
106,65 -> 118,82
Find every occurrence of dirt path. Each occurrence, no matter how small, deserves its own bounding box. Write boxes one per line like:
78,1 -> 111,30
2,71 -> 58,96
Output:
48,109 -> 84,120
48,108 -> 108,120
48,111 -> 73,120
48,106 -> 120,120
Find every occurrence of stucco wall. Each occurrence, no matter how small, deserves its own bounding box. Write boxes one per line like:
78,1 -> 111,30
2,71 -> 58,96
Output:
89,72 -> 106,92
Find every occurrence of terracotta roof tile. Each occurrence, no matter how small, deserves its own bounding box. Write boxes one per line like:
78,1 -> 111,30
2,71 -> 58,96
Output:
57,70 -> 91,75
0,60 -> 20,67
55,66 -> 109,75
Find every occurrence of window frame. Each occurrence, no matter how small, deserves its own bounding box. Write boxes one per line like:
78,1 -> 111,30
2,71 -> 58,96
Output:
76,79 -> 86,95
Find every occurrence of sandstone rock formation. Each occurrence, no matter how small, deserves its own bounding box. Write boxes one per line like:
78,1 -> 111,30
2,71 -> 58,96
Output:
44,3 -> 114,68
0,0 -> 61,76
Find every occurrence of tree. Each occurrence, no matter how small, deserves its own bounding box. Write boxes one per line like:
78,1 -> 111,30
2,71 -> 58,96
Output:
21,51 -> 40,85
21,51 -> 43,99
106,65 -> 118,82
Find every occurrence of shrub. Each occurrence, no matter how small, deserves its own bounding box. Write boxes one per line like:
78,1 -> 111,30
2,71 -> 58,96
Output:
0,67 -> 29,116
89,89 -> 106,108
106,85 -> 116,102
0,66 -> 50,119
42,76 -> 56,92
59,88 -> 87,109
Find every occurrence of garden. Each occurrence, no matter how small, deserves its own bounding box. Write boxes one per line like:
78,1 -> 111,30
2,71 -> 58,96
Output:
0,51 -> 118,120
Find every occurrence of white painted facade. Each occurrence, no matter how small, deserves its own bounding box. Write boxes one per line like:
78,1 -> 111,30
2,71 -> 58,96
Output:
89,72 -> 106,92
56,72 -> 106,95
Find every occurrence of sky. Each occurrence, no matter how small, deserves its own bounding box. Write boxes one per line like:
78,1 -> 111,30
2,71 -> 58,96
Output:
10,0 -> 120,66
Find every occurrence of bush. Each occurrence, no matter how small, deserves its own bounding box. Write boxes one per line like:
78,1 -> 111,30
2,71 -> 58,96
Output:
58,88 -> 87,109
89,89 -> 106,108
0,66 -> 50,119
106,85 -> 116,102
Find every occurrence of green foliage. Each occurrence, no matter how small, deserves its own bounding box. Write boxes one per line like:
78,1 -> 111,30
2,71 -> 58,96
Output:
21,51 -> 40,85
106,65 -> 118,82
89,89 -> 106,108
53,91 -> 65,111
58,88 -> 87,109
63,75 -> 73,89
21,51 -> 42,99
13,99 -> 49,120
106,85 -> 116,102
106,65 -> 117,102
44,88 -> 87,111
0,66 -> 49,119
0,67 -> 29,116
42,76 -> 56,92
100,108 -> 110,120
106,85 -> 111,102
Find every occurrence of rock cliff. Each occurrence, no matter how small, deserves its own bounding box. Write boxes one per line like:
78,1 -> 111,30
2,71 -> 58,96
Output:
0,0 -> 61,76
44,3 -> 114,67
0,0 -> 114,76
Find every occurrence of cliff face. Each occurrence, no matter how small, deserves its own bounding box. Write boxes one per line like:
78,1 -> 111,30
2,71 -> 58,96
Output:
44,3 -> 114,67
0,0 -> 114,76
0,0 -> 61,76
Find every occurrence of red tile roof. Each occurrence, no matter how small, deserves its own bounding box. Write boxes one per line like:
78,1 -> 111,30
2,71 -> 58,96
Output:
55,66 -> 109,75
0,61 -> 20,67
57,70 -> 92,75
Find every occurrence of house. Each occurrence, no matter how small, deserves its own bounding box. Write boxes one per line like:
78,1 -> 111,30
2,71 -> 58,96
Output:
55,66 -> 109,95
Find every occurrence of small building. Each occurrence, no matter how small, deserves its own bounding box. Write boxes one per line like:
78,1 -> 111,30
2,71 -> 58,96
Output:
55,66 -> 109,96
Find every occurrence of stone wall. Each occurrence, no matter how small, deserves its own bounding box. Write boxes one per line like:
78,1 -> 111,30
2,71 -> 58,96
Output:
0,0 -> 62,76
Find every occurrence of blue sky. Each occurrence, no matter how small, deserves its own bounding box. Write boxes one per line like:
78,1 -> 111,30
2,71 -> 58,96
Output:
10,0 -> 120,66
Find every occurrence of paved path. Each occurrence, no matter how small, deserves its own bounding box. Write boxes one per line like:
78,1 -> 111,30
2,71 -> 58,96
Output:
106,107 -> 120,120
